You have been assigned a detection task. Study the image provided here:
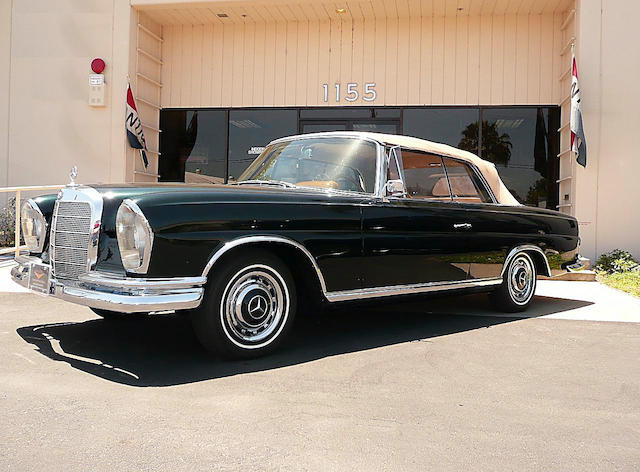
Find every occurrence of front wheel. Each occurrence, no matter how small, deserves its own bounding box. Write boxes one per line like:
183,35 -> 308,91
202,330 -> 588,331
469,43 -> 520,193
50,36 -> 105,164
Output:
191,249 -> 297,359
490,251 -> 537,312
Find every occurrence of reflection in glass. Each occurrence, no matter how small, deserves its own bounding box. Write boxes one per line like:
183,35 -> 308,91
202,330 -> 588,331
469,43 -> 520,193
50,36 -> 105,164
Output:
159,109 -> 227,183
352,122 -> 399,134
300,108 -> 372,119
301,123 -> 348,133
458,121 -> 513,166
228,109 -> 297,181
239,137 -> 378,193
481,107 -> 559,209
402,108 -> 479,153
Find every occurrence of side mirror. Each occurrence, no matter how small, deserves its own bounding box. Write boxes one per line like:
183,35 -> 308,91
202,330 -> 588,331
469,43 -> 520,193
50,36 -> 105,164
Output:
385,179 -> 405,197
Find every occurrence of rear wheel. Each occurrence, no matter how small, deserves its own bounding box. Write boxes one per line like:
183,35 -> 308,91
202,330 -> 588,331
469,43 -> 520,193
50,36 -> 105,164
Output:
191,249 -> 297,359
490,251 -> 537,312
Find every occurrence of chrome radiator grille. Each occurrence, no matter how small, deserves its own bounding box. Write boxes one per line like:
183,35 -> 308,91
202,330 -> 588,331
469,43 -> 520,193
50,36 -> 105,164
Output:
51,200 -> 92,280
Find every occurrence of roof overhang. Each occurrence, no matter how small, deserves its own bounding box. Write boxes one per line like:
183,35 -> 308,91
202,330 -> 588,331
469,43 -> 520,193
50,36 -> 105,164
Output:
133,0 -> 574,25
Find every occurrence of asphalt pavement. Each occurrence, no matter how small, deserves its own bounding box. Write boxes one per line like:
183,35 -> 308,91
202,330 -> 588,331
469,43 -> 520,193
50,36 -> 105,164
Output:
1,275 -> 639,471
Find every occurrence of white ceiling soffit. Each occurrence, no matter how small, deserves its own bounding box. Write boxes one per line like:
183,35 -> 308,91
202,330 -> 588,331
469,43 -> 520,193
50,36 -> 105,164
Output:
133,0 -> 575,25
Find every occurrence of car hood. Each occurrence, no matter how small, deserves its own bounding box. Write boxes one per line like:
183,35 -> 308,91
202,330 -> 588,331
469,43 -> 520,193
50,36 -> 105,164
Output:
88,182 -> 372,207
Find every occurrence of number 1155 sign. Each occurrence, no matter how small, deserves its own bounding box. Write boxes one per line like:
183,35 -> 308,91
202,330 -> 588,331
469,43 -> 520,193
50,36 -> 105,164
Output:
322,83 -> 377,102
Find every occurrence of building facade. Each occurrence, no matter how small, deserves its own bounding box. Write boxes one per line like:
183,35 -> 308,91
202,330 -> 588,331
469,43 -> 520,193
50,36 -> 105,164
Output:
1,0 -> 638,261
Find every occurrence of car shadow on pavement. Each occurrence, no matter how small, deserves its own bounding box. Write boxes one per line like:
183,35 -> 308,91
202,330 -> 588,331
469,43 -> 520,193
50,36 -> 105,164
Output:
16,293 -> 593,387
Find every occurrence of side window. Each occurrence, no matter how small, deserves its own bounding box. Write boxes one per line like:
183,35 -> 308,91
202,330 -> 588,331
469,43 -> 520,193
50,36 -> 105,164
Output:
441,157 -> 493,203
400,150 -> 452,201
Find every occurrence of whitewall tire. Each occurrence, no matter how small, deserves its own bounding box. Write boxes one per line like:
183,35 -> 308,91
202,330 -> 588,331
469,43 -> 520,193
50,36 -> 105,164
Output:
490,251 -> 537,312
191,249 -> 297,359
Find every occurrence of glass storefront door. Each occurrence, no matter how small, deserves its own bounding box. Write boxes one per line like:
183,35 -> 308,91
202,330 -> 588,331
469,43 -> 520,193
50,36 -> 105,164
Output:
300,119 -> 399,134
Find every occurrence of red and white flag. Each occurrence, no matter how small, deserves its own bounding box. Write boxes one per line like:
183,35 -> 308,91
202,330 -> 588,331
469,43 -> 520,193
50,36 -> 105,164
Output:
125,81 -> 148,168
570,46 -> 587,167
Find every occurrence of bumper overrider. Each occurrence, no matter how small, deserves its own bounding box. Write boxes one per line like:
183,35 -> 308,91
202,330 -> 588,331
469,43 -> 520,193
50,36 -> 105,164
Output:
11,255 -> 205,313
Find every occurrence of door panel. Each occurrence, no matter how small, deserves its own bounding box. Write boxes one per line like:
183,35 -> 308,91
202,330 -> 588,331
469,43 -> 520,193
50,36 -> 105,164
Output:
447,203 -> 507,279
362,200 -> 471,288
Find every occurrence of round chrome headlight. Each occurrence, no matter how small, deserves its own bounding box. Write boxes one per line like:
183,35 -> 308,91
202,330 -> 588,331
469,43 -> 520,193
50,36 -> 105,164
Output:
21,199 -> 47,253
116,199 -> 154,273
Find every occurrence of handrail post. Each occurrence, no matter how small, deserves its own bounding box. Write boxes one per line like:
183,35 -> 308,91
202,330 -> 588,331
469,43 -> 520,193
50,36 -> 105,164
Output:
14,190 -> 20,258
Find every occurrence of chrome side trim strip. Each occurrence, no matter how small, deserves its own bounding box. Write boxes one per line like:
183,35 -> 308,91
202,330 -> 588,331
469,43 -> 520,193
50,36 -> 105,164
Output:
325,277 -> 503,302
501,245 -> 552,277
201,235 -> 328,293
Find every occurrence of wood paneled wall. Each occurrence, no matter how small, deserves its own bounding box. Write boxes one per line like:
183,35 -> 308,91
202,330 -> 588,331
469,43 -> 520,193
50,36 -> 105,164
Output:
161,12 -> 567,108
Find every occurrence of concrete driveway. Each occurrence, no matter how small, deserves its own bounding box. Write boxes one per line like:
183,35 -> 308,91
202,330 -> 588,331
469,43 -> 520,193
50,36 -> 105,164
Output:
1,269 -> 639,470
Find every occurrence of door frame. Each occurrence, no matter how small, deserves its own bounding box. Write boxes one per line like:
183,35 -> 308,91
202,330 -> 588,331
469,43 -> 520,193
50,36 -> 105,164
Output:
299,119 -> 400,134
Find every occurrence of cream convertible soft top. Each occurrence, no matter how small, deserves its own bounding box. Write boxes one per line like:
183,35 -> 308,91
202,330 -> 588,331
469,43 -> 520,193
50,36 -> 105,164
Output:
277,131 -> 520,206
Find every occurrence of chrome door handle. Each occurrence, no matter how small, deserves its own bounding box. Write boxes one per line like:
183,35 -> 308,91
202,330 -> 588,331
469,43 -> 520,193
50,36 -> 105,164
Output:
453,223 -> 472,230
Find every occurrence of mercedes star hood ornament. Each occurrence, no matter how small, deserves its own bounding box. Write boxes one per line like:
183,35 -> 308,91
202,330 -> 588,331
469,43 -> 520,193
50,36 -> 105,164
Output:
68,165 -> 78,186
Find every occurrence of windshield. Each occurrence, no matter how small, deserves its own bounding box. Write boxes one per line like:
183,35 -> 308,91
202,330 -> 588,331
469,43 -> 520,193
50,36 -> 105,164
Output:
237,137 -> 378,193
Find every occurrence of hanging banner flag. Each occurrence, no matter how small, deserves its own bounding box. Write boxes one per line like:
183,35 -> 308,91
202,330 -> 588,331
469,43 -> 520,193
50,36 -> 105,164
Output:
125,81 -> 149,168
570,46 -> 587,167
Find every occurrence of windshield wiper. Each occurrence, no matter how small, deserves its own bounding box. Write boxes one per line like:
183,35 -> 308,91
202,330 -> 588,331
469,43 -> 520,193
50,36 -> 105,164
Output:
234,179 -> 298,188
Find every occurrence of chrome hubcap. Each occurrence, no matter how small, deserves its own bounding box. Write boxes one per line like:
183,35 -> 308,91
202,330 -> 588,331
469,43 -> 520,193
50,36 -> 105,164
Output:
508,255 -> 535,304
221,265 -> 288,347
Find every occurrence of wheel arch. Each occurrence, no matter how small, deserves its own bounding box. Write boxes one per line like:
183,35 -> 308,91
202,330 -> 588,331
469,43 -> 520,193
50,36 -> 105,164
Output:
501,245 -> 552,278
201,236 -> 328,301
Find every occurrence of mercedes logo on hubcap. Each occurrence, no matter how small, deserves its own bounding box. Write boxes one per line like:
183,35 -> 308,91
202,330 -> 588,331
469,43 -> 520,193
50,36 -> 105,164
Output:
247,294 -> 269,319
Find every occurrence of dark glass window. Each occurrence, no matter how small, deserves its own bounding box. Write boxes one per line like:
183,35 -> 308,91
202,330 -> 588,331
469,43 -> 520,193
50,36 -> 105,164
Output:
399,151 -> 451,200
402,108 -> 479,154
300,108 -> 372,119
159,109 -> 227,183
441,157 -> 492,203
374,108 -> 401,118
228,109 -> 297,181
481,107 -> 559,209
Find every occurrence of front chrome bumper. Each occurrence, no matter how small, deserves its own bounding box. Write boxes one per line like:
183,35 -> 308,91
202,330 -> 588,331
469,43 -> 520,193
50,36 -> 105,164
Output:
11,255 -> 205,313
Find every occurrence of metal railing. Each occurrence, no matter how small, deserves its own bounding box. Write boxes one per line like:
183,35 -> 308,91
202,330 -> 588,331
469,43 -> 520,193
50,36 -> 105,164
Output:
0,185 -> 65,257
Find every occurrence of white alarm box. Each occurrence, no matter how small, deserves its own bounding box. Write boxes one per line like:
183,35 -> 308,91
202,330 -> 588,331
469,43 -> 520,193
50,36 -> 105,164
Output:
89,74 -> 105,107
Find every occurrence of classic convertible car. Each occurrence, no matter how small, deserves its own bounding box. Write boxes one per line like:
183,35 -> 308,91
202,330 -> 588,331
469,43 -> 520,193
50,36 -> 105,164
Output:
12,132 -> 583,358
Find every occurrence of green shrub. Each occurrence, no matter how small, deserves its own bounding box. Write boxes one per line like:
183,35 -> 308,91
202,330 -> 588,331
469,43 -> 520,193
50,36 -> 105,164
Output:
595,249 -> 639,274
0,197 -> 17,247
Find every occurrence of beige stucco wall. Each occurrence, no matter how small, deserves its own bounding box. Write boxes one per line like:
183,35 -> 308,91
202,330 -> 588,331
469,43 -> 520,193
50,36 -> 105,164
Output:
573,0 -> 640,261
2,0 -> 134,189
0,0 -> 13,190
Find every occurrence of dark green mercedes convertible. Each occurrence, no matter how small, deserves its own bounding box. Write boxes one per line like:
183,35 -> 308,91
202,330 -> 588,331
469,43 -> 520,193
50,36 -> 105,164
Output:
12,132 -> 584,358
